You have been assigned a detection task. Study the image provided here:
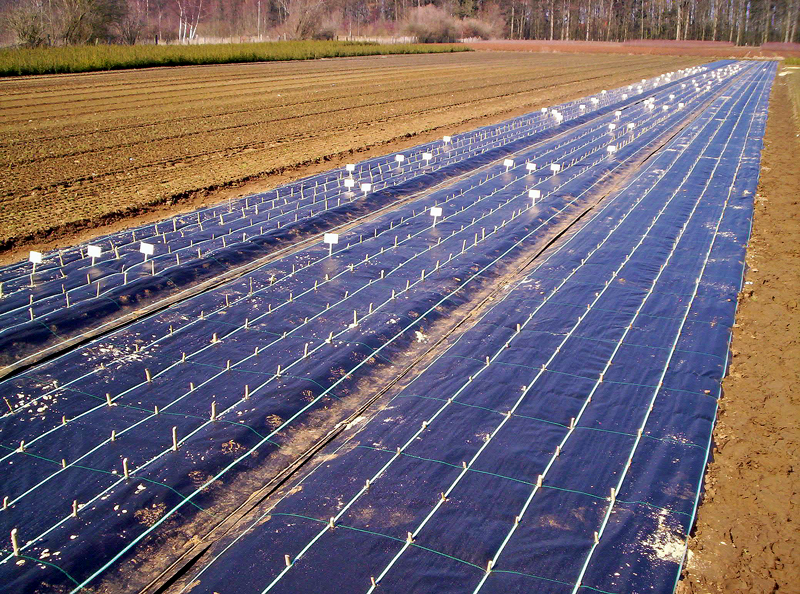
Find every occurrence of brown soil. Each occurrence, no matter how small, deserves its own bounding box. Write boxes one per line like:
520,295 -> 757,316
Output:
467,39 -> 800,58
678,68 -> 800,592
0,51 -> 706,265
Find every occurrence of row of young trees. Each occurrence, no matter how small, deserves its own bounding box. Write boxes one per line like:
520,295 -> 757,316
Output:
1,0 -> 798,47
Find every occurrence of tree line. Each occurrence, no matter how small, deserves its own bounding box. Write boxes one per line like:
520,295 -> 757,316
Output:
1,0 -> 797,47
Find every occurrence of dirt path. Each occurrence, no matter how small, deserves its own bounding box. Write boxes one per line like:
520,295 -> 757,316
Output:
0,52 -> 705,264
679,68 -> 800,593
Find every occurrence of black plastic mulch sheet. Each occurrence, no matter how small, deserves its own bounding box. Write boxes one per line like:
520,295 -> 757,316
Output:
0,60 -> 771,593
167,61 -> 774,594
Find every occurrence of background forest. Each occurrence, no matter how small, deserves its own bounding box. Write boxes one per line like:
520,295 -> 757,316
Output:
1,0 -> 798,48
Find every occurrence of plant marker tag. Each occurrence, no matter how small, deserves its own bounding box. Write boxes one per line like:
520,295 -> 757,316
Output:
345,163 -> 355,173
360,183 -> 372,194
140,242 -> 154,261
526,162 -> 536,172
540,107 -> 548,113
324,233 -> 339,255
550,163 -> 561,173
28,251 -> 42,283
614,110 -> 622,118
422,152 -> 433,162
344,178 -> 355,189
442,136 -> 452,144
529,189 -> 541,202
503,159 -> 514,170
87,245 -> 102,266
579,104 -> 586,110
395,154 -> 405,163
607,145 -> 617,154
627,123 -> 636,130
608,123 -> 616,131
430,206 -> 442,227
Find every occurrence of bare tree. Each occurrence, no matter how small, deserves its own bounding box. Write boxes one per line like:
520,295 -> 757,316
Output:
279,0 -> 326,39
175,0 -> 202,42
118,0 -> 146,42
57,0 -> 126,44
6,0 -> 48,47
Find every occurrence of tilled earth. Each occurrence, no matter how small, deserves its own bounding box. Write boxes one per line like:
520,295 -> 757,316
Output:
0,51 -> 705,261
678,67 -> 800,593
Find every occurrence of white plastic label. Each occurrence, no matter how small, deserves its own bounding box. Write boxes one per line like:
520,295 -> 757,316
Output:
503,159 -> 514,168
324,233 -> 339,245
345,163 -> 356,172
442,136 -> 452,143
525,162 -> 536,171
430,207 -> 442,218
28,251 -> 43,264
607,145 -> 617,153
344,178 -> 355,188
422,152 -> 433,161
529,189 -> 541,199
550,163 -> 561,173
87,245 -> 102,259
140,242 -> 154,256
360,183 -> 372,193
395,154 -> 405,163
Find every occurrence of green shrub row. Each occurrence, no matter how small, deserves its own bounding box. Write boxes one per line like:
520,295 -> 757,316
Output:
0,40 -> 470,77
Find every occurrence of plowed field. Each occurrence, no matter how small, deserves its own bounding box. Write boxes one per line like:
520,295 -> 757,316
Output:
0,51 -> 705,260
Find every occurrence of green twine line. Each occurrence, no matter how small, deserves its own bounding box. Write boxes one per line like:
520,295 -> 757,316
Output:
20,554 -> 81,586
200,321 -> 392,364
491,569 -> 573,587
580,584 -> 619,594
355,446 -> 694,518
34,319 -> 61,339
271,513 -> 484,572
0,446 -> 207,513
